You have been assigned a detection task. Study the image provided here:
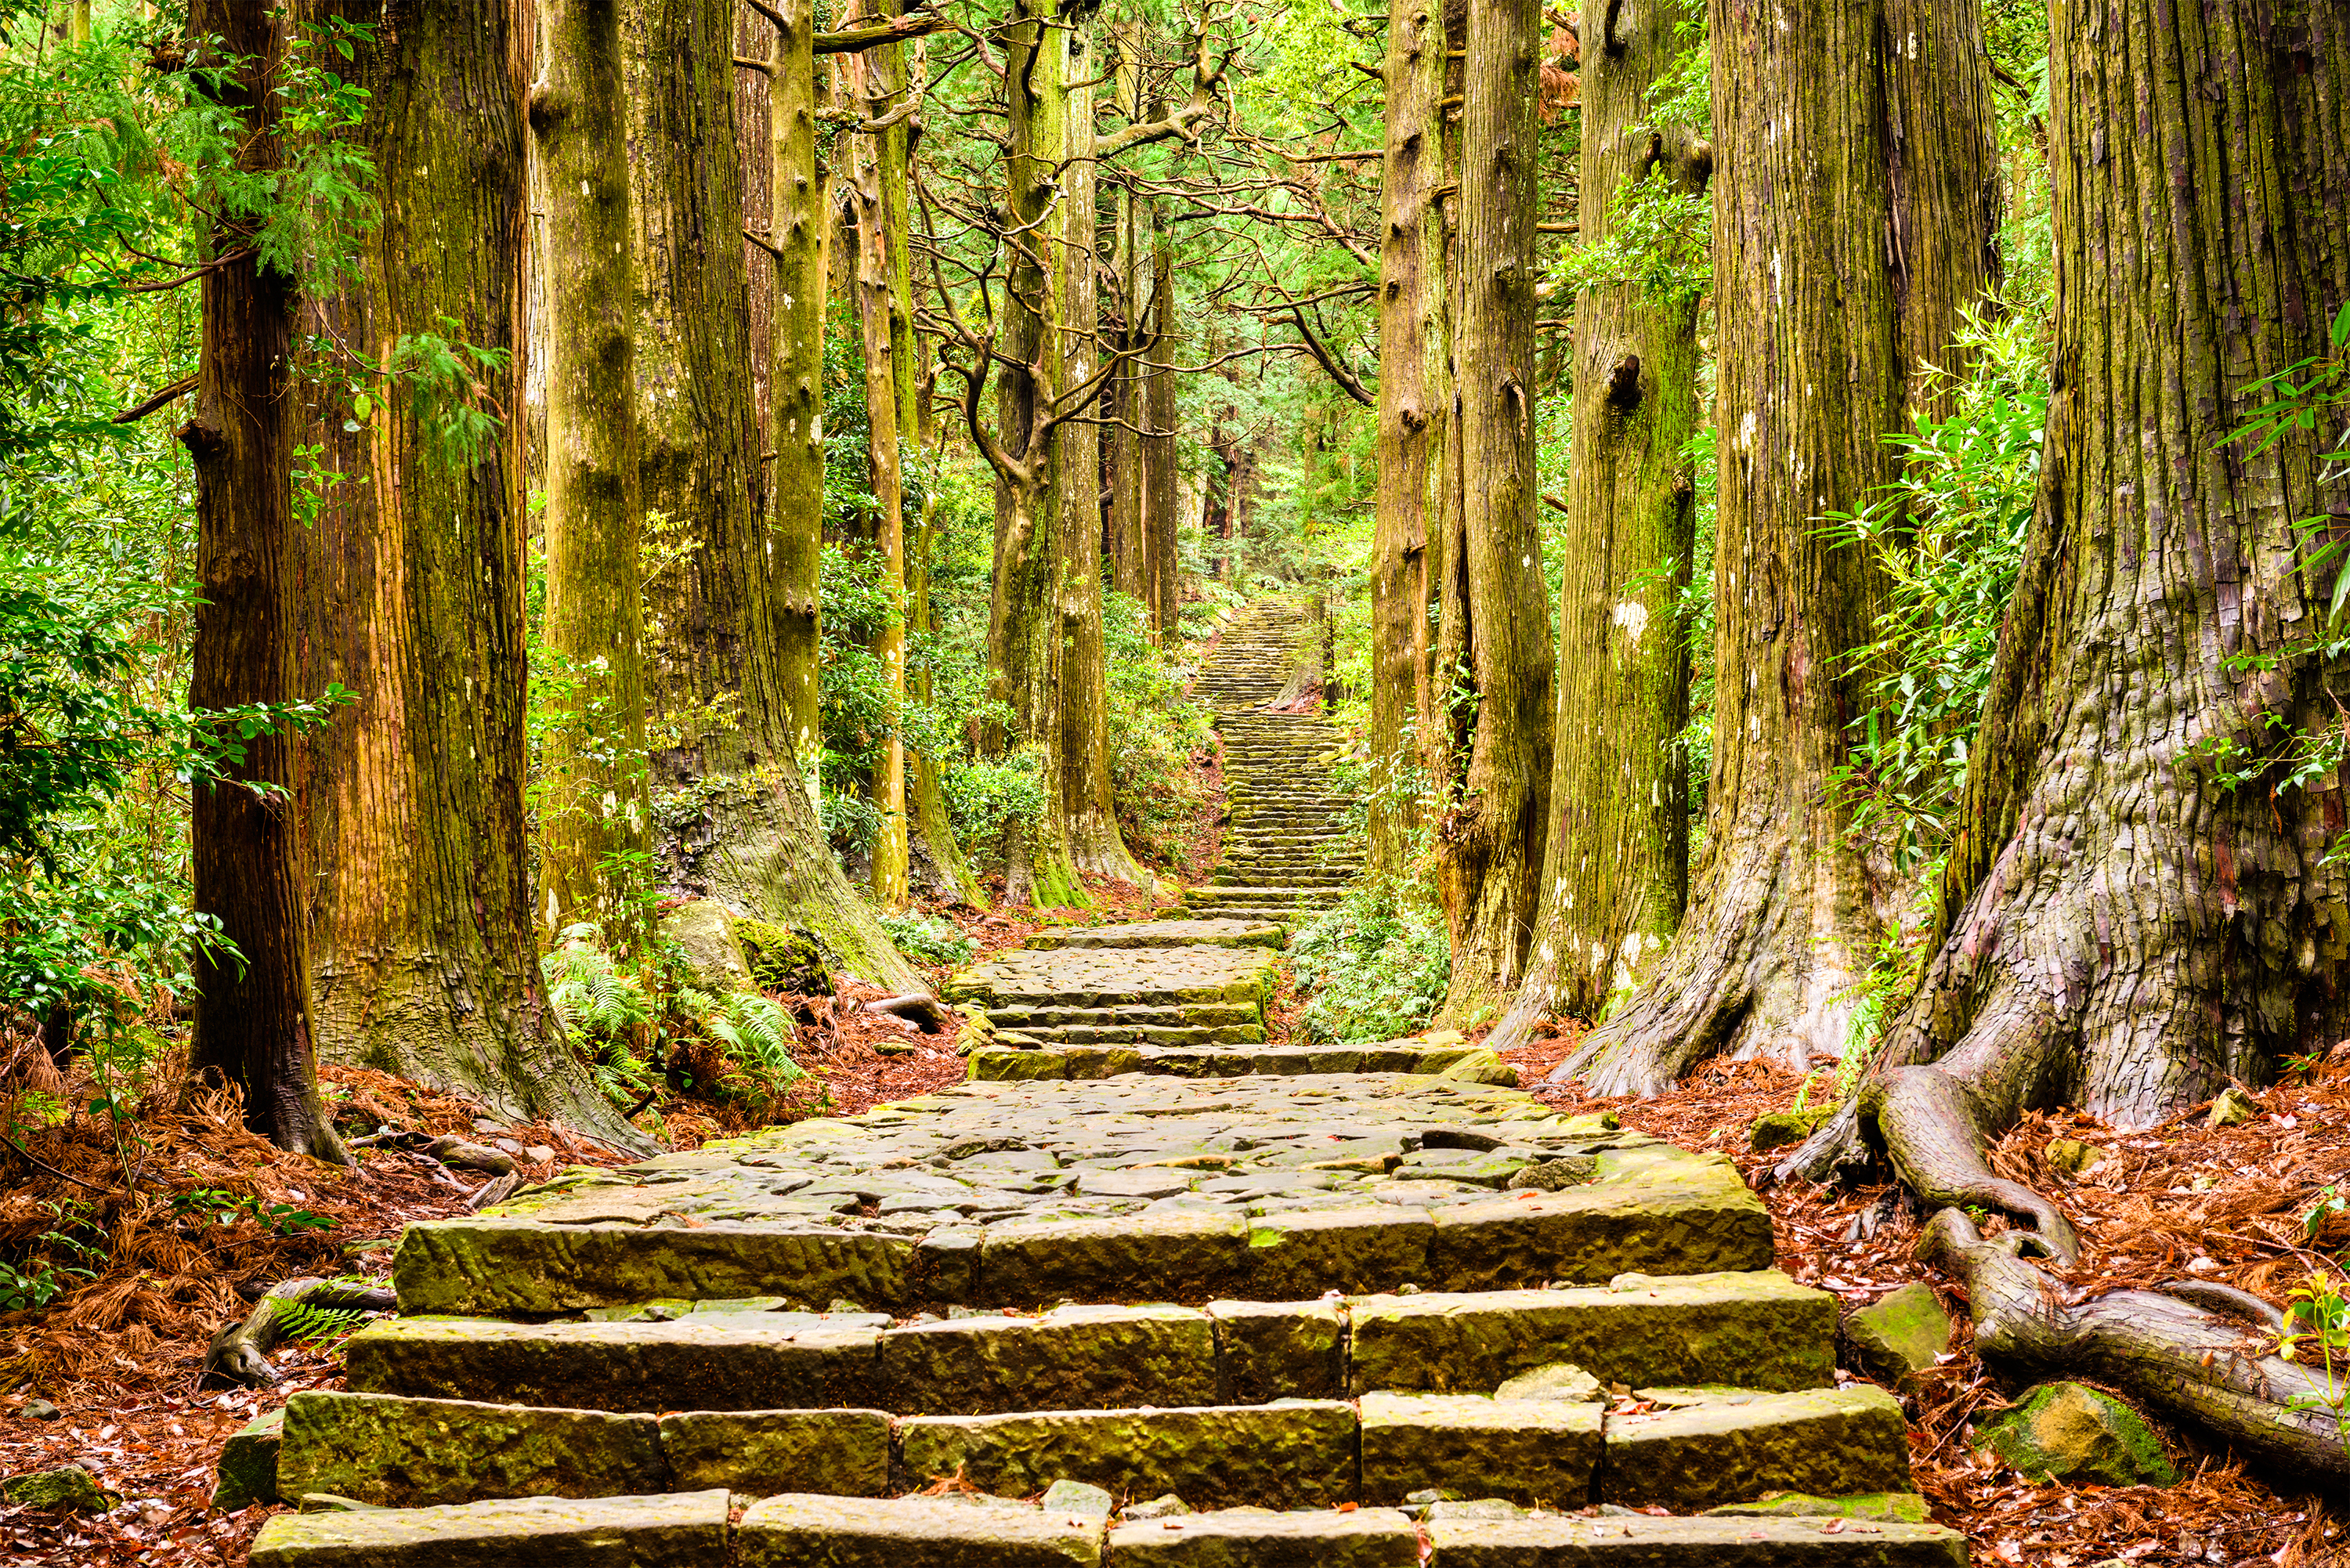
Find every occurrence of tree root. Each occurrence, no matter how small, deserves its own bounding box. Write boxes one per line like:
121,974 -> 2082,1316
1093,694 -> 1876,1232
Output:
1921,1209 -> 2350,1482
1867,1064 -> 2081,1264
201,1277 -> 398,1389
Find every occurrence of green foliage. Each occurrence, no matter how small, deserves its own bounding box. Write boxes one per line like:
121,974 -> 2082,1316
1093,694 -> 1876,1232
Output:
676,988 -> 806,1090
1102,590 -> 1212,856
543,923 -> 658,1104
1828,310 -> 2047,876
1555,168 -> 1711,304
0,1258 -> 90,1313
2277,1266 -> 2350,1458
168,1187 -> 334,1236
1290,882 -> 1452,1044
273,1281 -> 379,1346
943,752 -> 1048,851
877,909 -> 974,968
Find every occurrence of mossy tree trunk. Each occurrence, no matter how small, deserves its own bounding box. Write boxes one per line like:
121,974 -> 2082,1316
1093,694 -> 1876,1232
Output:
1799,0 -> 2350,1267
1556,0 -> 1998,1090
1144,204 -> 1181,641
1489,0 -> 1702,1046
532,0 -> 649,941
630,0 -> 916,988
1369,0 -> 1451,878
295,0 -> 637,1146
183,0 -> 342,1162
1433,0 -> 1555,1026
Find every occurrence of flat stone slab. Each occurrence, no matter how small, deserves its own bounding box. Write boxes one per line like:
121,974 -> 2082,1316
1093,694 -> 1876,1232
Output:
944,946 -> 1280,1009
248,1489 -> 730,1568
395,1076 -> 1757,1314
1358,1393 -> 1602,1508
968,1044 -> 1516,1086
895,1401 -> 1357,1509
1602,1387 -> 1911,1510
1104,1507 -> 1420,1565
1028,920 -> 1286,951
879,1304 -> 1219,1414
276,1392 -> 668,1508
739,1493 -> 1103,1567
1422,1512 -> 1969,1566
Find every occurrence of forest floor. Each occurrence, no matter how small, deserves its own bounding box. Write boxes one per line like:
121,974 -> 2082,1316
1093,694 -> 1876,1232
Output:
3,772 -> 2340,1563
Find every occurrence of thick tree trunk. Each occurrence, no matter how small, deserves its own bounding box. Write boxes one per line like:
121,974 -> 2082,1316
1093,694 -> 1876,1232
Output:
1433,0 -> 1554,1026
296,0 -> 636,1147
1809,0 -> 2350,1263
1056,18 -> 1147,888
763,0 -> 826,799
1105,19 -> 1149,614
1488,0 -> 1701,1048
1368,0 -> 1450,879
1556,0 -> 1997,1091
533,0 -> 650,939
183,0 -> 343,1162
631,0 -> 917,988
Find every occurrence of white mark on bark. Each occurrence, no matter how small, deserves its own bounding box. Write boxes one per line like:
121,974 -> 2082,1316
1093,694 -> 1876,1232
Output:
1612,599 -> 1650,645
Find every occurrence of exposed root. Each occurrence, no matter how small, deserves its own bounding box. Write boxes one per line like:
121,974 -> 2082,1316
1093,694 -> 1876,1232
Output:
199,1277 -> 397,1389
1868,1063 -> 2081,1264
1920,1208 -> 2350,1482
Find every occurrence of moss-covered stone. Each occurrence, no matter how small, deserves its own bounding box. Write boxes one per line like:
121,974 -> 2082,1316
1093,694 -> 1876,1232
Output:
1422,1513 -> 1969,1566
1359,1393 -> 1602,1508
2,1464 -> 110,1513
1840,1283 -> 1950,1389
738,1493 -> 1104,1567
1707,1491 -> 1932,1523
658,1409 -> 888,1496
275,1392 -> 668,1508
734,918 -> 837,994
1424,1162 -> 1774,1288
1104,1506 -> 1420,1565
895,1402 -> 1356,1509
1349,1275 -> 1835,1396
980,1212 -> 1250,1305
1972,1382 -> 2178,1487
1207,1298 -> 1347,1401
210,1407 -> 284,1511
1243,1206 -> 1433,1299
1491,1363 -> 1602,1402
345,1314 -> 884,1413
879,1304 -> 1217,1414
1602,1386 -> 1911,1510
660,899 -> 757,994
1748,1106 -> 1837,1151
248,1488 -> 732,1568
967,1049 -> 1072,1082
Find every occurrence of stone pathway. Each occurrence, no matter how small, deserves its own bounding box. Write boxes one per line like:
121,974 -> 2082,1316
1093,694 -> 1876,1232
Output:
240,598 -> 1965,1567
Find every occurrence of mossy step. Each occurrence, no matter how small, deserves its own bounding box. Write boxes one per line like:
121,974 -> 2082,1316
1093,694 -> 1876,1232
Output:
943,945 -> 1280,1009
248,1489 -> 732,1568
267,1385 -> 1904,1516
993,1023 -> 1271,1047
347,1278 -> 1824,1418
985,1003 -> 1264,1028
966,1042 -> 1511,1084
1021,920 -> 1285,952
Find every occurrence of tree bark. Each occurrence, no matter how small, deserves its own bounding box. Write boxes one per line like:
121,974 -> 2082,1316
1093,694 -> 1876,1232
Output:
763,0 -> 826,800
295,0 -> 637,1147
533,0 -> 651,940
183,0 -> 343,1162
1368,0 -> 1451,879
630,0 -> 917,988
1105,16 -> 1149,613
1488,0 -> 1701,1048
1806,0 -> 2350,1263
1556,0 -> 1998,1090
1144,205 -> 1180,640
1433,0 -> 1554,1025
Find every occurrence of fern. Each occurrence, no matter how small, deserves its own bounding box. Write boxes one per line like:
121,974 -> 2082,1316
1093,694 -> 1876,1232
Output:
544,923 -> 653,1040
271,1277 -> 383,1344
682,988 -> 806,1086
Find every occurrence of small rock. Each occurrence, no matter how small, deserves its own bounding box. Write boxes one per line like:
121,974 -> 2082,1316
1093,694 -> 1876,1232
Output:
1749,1105 -> 1836,1151
874,1040 -> 916,1057
471,1118 -> 503,1134
1506,1155 -> 1599,1191
1417,1029 -> 1467,1047
1495,1363 -> 1604,1402
524,1145 -> 554,1163
1558,1110 -> 1620,1136
18,1399 -> 59,1421
1973,1382 -> 2179,1487
1426,1500 -> 1527,1523
110,1498 -> 173,1526
1119,1494 -> 1190,1521
2206,1086 -> 2258,1128
2,1465 -> 110,1513
2043,1138 -> 2104,1176
826,1299 -> 866,1314
1841,1282 -> 1952,1388
209,1407 -> 284,1511
1040,1480 -> 1114,1519
492,1138 -> 524,1154
1402,1488 -> 1462,1506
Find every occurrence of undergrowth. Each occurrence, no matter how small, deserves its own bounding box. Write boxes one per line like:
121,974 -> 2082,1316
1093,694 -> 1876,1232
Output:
1289,881 -> 1451,1043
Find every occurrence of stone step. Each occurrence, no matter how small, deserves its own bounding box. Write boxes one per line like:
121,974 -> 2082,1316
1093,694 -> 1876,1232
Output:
349,1277 -> 1827,1415
944,945 -> 1281,1010
985,1003 -> 1264,1029
265,1384 -> 1906,1516
993,1022 -> 1271,1047
1022,919 -> 1285,952
967,1042 -> 1512,1084
251,1493 -> 1969,1568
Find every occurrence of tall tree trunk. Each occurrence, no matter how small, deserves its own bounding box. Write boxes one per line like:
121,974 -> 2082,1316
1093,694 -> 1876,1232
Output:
763,0 -> 825,802
533,0 -> 650,940
632,0 -> 917,987
1433,0 -> 1554,1025
1369,0 -> 1451,877
846,53 -> 909,911
296,0 -> 635,1146
1818,0 -> 2350,1266
183,0 -> 342,1162
1056,16 -> 1147,887
986,0 -> 1086,909
1488,0 -> 1703,1047
1104,16 -> 1149,612
1144,206 -> 1180,640
1558,0 -> 1998,1090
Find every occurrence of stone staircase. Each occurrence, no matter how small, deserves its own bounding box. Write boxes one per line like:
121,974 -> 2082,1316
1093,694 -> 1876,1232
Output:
236,597 -> 1965,1567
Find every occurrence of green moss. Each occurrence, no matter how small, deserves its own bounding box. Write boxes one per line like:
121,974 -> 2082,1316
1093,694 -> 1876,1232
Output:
1974,1382 -> 2178,1487
732,918 -> 836,994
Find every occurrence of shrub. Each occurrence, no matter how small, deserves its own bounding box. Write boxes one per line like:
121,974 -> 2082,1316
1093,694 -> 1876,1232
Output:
1289,882 -> 1451,1043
